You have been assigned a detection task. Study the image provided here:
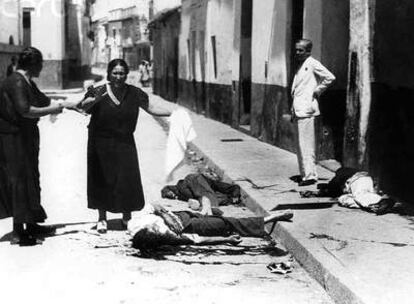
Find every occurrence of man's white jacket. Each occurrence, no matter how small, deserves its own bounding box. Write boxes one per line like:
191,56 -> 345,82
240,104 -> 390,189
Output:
291,56 -> 335,118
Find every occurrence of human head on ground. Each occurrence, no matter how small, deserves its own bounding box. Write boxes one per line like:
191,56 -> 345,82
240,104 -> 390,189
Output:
107,58 -> 129,87
132,227 -> 170,250
295,39 -> 312,63
17,47 -> 43,78
161,185 -> 179,199
130,214 -> 180,250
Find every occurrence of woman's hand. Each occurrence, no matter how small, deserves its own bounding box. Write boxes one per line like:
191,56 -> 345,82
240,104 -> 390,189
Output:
49,101 -> 64,114
62,96 -> 93,109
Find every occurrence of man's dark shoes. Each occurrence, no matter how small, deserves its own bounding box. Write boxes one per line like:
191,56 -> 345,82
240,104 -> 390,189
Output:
26,224 -> 56,236
298,179 -> 317,187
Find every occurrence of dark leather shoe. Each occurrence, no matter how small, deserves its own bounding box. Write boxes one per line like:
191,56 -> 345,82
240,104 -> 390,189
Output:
10,232 -> 41,246
26,224 -> 56,236
298,179 -> 317,187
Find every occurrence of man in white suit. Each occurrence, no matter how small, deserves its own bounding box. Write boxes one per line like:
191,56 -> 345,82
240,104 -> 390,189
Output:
291,39 -> 335,186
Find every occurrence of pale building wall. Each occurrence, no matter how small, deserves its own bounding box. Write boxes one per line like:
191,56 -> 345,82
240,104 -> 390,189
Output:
21,0 -> 65,61
178,0 -> 193,80
252,0 -> 290,87
153,0 -> 181,13
0,0 -> 20,45
205,0 -> 234,85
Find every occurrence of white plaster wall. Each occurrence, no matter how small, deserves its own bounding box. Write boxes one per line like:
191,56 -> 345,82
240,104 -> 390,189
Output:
205,0 -> 233,85
178,0 -> 192,80
153,0 -> 181,13
0,0 -> 20,45
19,0 -> 65,60
252,0 -> 290,87
231,0 -> 241,82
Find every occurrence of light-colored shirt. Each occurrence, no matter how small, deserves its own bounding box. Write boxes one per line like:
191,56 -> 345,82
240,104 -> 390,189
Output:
291,56 -> 335,118
128,205 -> 201,244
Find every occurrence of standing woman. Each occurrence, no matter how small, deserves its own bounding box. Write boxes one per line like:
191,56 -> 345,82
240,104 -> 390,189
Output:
0,47 -> 65,245
80,59 -> 172,233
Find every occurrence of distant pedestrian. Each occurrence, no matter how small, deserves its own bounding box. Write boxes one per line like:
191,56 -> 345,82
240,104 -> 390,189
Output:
138,60 -> 150,87
78,59 -> 174,233
6,55 -> 17,77
148,60 -> 154,87
291,39 -> 335,186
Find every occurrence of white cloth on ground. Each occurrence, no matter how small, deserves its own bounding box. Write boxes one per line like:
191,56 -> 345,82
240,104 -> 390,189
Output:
338,172 -> 382,209
165,109 -> 197,179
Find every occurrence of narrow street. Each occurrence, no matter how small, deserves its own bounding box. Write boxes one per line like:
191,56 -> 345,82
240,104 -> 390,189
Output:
0,90 -> 332,304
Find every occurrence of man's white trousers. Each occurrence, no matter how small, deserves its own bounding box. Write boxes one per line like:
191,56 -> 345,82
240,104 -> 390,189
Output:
296,116 -> 318,181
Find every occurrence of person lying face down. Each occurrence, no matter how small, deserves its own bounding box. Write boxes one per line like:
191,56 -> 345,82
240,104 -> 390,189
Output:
161,173 -> 241,207
129,202 -> 293,251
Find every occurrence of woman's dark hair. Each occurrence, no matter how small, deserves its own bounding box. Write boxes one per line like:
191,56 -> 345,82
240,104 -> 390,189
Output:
17,47 -> 43,70
106,58 -> 129,80
132,228 -> 165,250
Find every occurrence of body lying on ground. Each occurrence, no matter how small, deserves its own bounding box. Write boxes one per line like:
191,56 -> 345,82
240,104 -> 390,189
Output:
161,173 -> 241,208
129,201 -> 293,251
319,167 -> 395,215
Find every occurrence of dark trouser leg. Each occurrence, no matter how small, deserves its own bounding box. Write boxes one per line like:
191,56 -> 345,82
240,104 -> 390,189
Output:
182,214 -> 264,237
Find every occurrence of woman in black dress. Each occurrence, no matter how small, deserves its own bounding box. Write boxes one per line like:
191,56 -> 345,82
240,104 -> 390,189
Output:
0,47 -> 81,245
80,59 -> 172,233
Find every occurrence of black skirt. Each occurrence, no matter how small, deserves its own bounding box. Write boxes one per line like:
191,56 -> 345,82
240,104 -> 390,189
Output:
0,124 -> 47,223
87,133 -> 145,213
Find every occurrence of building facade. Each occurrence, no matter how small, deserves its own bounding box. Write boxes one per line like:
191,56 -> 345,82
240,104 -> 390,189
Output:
90,0 -> 150,69
0,0 -> 93,89
149,6 -> 180,101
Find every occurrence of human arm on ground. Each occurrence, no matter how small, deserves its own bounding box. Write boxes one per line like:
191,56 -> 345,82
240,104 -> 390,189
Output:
184,234 -> 242,246
199,196 -> 213,216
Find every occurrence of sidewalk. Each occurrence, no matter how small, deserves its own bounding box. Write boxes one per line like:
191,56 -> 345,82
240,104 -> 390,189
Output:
148,91 -> 414,304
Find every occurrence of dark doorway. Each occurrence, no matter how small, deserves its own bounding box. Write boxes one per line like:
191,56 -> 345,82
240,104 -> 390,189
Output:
239,0 -> 253,131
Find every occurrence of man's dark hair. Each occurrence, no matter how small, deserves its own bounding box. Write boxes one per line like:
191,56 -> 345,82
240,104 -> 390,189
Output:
297,39 -> 313,52
17,47 -> 43,70
106,58 -> 129,80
